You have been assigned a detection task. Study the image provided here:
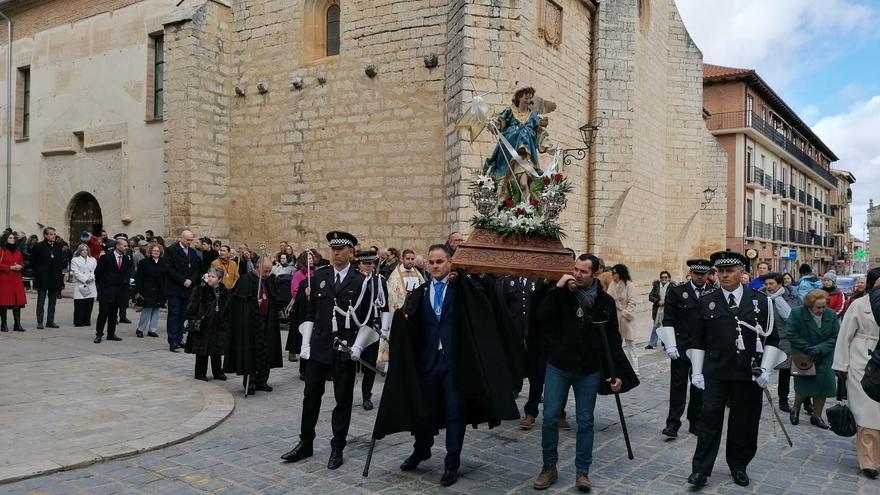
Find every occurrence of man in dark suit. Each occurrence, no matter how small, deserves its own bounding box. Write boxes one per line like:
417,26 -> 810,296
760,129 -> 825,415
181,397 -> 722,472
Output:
94,238 -> 134,343
29,227 -> 66,329
658,259 -> 714,438
282,231 -> 372,471
495,275 -> 538,417
163,230 -> 200,352
687,251 -> 779,489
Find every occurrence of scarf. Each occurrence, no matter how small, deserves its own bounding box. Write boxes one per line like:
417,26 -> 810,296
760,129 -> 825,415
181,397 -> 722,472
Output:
574,278 -> 600,312
769,287 -> 792,320
4,241 -> 17,253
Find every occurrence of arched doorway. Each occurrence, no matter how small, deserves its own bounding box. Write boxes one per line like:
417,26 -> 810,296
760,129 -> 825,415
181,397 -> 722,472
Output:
68,193 -> 103,247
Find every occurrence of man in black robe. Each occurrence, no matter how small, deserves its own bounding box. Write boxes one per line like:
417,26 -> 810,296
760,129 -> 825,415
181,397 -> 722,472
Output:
371,244 -> 519,487
224,257 -> 283,394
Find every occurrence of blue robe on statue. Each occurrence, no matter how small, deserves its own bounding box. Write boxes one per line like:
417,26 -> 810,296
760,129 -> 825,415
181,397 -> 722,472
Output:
483,107 -> 542,177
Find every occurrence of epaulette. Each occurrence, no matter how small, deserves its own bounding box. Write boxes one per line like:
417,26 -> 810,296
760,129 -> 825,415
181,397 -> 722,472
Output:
702,285 -> 718,294
314,264 -> 331,271
675,281 -> 689,288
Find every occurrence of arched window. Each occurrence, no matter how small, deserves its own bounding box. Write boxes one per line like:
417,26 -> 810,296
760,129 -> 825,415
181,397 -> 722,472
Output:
326,4 -> 340,56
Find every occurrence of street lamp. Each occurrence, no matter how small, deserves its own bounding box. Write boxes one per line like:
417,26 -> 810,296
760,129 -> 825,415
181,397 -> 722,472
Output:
556,123 -> 600,167
700,187 -> 717,210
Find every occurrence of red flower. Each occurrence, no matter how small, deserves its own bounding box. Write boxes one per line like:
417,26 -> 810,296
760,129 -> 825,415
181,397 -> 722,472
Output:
543,177 -> 551,186
530,198 -> 539,206
554,173 -> 564,182
503,199 -> 514,208
515,208 -> 525,216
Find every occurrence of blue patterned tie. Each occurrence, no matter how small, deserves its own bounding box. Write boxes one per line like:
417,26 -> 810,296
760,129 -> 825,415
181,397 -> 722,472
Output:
433,281 -> 445,320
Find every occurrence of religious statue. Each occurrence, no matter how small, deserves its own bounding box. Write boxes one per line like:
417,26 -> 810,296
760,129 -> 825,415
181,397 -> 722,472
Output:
482,86 -> 553,201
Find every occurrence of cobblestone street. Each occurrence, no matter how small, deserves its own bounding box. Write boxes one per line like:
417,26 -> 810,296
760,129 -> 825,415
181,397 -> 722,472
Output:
0,298 -> 875,494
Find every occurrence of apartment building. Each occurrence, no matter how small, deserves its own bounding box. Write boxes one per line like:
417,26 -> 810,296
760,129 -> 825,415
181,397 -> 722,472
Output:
703,64 -> 840,275
831,169 -> 856,274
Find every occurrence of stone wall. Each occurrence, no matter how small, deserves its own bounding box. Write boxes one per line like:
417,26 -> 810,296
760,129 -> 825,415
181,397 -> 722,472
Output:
869,202 -> 880,268
590,0 -> 728,288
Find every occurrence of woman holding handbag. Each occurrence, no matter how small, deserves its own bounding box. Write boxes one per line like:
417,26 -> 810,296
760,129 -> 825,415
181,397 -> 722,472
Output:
0,232 -> 27,331
832,267 -> 880,479
70,244 -> 97,326
787,289 -> 840,428
184,267 -> 229,381
135,243 -> 166,338
608,264 -> 639,375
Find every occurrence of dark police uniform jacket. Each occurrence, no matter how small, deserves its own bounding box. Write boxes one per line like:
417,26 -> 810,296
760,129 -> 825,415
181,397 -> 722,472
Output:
662,282 -> 716,353
693,285 -> 778,382
305,264 -> 370,365
495,276 -> 539,338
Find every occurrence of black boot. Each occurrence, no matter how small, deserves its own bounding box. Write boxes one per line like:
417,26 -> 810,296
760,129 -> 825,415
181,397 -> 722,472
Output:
778,398 -> 791,413
1,308 -> 8,332
12,308 -> 25,332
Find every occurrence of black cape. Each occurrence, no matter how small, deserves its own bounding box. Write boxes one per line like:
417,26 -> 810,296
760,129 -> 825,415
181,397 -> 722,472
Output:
372,273 -> 519,440
224,272 -> 283,375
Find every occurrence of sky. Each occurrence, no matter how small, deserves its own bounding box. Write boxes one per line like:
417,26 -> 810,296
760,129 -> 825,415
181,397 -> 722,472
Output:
675,0 -> 880,242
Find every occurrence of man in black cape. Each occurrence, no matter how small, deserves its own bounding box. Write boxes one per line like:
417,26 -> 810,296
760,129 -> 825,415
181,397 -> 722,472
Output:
371,244 -> 519,487
224,257 -> 283,394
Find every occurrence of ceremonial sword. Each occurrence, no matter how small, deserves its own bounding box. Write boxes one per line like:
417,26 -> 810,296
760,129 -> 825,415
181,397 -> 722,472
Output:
333,337 -> 387,377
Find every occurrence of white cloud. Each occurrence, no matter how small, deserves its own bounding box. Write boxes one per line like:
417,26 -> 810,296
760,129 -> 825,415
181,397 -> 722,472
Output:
812,96 -> 880,238
799,105 -> 820,125
675,0 -> 877,86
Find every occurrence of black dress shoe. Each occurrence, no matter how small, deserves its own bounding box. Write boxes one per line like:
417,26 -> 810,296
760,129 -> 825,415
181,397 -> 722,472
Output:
299,373 -> 306,381
644,345 -> 655,350
12,324 -> 25,332
440,468 -> 459,487
730,470 -> 750,486
256,383 -> 273,392
0,324 -> 7,332
37,324 -> 44,329
247,387 -> 256,396
810,416 -> 830,430
400,452 -> 430,471
363,397 -> 374,410
94,336 -> 103,343
46,322 -> 59,328
213,374 -> 227,381
790,409 -> 799,425
280,441 -> 313,462
778,399 -> 791,412
147,332 -> 159,337
195,376 -> 209,382
662,427 -> 678,438
136,330 -> 144,338
687,472 -> 708,488
803,398 -> 814,415
327,449 -> 344,470
119,318 -> 132,324
862,468 -> 879,479
107,334 -> 122,341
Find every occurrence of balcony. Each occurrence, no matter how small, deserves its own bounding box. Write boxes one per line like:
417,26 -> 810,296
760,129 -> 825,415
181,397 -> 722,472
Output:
705,110 -> 838,187
749,220 -> 773,240
775,180 -> 786,197
814,199 -> 823,213
798,190 -> 806,203
747,166 -> 765,188
774,226 -> 785,241
806,194 -> 814,209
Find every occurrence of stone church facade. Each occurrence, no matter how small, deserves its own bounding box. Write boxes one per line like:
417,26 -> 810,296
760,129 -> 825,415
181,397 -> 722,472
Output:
1,0 -> 727,281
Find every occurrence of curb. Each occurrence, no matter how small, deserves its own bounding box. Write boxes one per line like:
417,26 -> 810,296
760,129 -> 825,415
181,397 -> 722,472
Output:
0,370 -> 235,485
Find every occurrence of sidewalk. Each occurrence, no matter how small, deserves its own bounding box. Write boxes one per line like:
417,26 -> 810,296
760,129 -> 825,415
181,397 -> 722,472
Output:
0,298 -> 235,485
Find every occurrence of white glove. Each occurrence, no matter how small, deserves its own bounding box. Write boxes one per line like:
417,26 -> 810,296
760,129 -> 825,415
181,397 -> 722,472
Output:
299,344 -> 310,360
350,344 -> 363,361
380,328 -> 390,340
665,346 -> 680,360
691,373 -> 705,390
754,370 -> 771,389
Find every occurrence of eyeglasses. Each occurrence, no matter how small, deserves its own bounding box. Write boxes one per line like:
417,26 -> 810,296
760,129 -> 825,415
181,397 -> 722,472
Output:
660,276 -> 669,279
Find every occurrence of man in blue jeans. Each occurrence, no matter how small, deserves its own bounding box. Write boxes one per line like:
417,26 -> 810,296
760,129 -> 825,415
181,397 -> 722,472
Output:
534,253 -> 632,492
163,230 -> 199,352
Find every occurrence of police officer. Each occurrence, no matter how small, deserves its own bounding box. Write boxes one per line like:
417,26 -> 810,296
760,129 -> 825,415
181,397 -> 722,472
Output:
687,251 -> 779,489
495,276 -> 541,425
281,231 -> 381,470
657,259 -> 714,438
354,250 -> 390,411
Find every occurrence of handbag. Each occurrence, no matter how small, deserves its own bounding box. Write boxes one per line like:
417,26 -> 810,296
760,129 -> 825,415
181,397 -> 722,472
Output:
862,341 -> 880,403
827,376 -> 858,437
184,318 -> 202,334
790,354 -> 816,376
80,284 -> 92,298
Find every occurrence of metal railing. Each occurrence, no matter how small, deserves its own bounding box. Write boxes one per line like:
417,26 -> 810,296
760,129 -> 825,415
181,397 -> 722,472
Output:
705,110 -> 838,186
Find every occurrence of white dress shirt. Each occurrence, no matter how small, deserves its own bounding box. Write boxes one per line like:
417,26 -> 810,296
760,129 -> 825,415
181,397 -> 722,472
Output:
721,284 -> 744,307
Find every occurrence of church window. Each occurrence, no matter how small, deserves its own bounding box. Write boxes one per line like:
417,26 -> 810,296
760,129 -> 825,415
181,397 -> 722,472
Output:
326,4 -> 340,56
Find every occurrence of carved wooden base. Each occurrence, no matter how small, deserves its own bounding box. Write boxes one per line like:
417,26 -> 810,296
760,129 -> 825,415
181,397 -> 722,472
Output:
451,228 -> 574,280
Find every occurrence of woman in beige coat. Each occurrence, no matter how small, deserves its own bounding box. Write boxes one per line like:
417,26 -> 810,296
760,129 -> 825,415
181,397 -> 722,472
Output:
832,268 -> 880,479
608,263 -> 639,375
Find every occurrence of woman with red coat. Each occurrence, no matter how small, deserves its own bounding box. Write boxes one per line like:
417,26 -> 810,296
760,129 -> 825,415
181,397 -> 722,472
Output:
0,232 -> 28,331
822,272 -> 845,316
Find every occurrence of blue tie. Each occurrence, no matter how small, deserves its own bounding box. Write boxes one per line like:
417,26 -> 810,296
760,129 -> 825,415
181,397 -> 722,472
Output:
433,281 -> 445,320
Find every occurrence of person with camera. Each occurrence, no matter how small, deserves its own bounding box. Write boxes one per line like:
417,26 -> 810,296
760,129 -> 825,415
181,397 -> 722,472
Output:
185,267 -> 229,381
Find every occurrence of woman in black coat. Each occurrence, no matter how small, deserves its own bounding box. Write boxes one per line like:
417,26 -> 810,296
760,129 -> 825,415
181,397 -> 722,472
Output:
185,267 -> 230,381
134,243 -> 167,338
